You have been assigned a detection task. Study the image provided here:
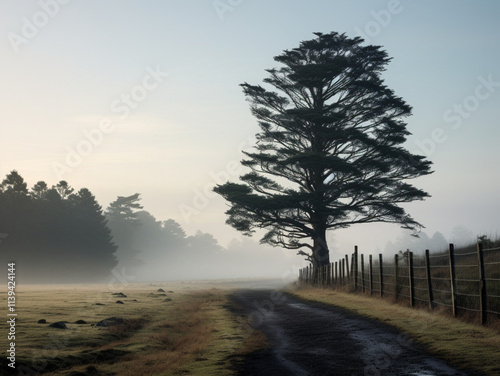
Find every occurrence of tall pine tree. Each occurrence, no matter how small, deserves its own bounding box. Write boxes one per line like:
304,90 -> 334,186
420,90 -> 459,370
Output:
106,193 -> 144,271
214,32 -> 432,267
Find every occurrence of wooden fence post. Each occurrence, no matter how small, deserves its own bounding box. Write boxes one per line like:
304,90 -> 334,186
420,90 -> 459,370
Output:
342,258 -> 345,285
332,262 -> 335,285
328,263 -> 332,285
361,254 -> 365,293
394,254 -> 399,300
340,260 -> 343,285
351,253 -> 354,279
477,242 -> 487,325
409,251 -> 415,307
379,254 -> 384,297
331,263 -> 333,285
345,255 -> 350,283
354,246 -> 359,292
449,244 -> 457,317
425,249 -> 434,310
369,254 -> 373,296
337,262 -> 340,285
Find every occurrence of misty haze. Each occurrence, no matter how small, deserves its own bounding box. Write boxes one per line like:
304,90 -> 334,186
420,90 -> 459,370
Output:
0,1 -> 499,375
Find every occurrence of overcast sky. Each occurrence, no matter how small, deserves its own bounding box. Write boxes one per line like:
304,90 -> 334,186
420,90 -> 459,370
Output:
1,0 -> 499,263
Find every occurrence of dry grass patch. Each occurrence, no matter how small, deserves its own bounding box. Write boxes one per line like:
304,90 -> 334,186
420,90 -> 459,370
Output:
107,318 -> 146,338
1,283 -> 261,375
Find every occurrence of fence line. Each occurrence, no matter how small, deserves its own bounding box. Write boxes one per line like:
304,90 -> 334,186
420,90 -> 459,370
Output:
298,242 -> 500,325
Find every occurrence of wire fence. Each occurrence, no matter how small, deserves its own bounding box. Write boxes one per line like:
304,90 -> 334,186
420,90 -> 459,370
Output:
298,242 -> 500,325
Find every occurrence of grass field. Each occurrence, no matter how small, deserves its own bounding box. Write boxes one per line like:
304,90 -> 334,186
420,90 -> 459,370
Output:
3,280 -> 500,375
0,281 -> 266,376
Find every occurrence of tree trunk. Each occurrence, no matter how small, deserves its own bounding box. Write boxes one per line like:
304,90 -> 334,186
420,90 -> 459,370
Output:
312,229 -> 330,267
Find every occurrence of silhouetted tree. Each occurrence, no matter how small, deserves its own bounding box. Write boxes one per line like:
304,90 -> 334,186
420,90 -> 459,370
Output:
106,194 -> 144,271
398,249 -> 410,264
0,171 -> 118,282
161,219 -> 186,239
107,193 -> 143,224
0,171 -> 31,245
386,230 -> 448,255
430,231 -> 448,251
31,181 -> 49,200
1,170 -> 28,196
186,230 -> 222,254
54,180 -> 74,200
214,32 -> 432,267
478,235 -> 492,247
65,188 -> 117,279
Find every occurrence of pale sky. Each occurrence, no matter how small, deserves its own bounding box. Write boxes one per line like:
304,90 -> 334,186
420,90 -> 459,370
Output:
1,1 -> 499,263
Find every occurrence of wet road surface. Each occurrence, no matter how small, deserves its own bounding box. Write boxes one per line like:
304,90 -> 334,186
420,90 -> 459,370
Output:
231,290 -> 473,376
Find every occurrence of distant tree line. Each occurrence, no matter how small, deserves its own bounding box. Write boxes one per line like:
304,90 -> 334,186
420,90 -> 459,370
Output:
106,194 -> 302,281
0,170 -> 117,283
0,170 -> 303,283
105,193 -> 225,278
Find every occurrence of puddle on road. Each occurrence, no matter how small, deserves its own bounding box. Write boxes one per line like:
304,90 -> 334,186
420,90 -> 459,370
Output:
287,302 -> 309,310
349,328 -> 467,376
406,370 -> 450,376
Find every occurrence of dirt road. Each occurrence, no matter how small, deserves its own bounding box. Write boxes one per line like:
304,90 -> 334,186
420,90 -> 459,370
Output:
231,289 -> 473,376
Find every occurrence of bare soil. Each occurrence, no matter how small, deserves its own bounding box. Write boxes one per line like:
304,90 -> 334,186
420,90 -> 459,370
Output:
231,289 -> 478,376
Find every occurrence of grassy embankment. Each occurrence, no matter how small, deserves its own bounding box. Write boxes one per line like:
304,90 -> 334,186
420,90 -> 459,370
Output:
0,282 -> 265,376
290,286 -> 500,376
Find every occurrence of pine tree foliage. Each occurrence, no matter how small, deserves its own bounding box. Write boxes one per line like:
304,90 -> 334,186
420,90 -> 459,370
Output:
107,193 -> 143,225
0,170 -> 117,282
214,32 -> 432,267
105,193 -> 144,270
